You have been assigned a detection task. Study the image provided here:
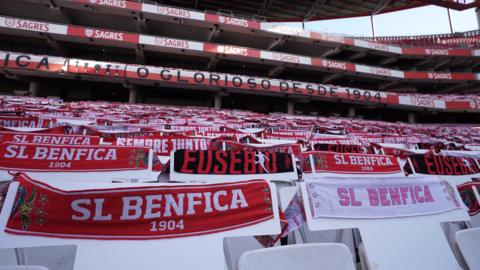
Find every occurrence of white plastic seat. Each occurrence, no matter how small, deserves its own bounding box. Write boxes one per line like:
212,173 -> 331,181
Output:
0,266 -> 49,270
357,243 -> 370,270
0,246 -> 76,270
456,227 -> 480,270
278,187 -> 356,253
223,182 -> 293,270
238,243 -> 355,270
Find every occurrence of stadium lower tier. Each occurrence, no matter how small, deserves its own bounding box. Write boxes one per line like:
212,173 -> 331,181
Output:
0,96 -> 479,270
1,95 -> 479,144
2,82 -> 479,124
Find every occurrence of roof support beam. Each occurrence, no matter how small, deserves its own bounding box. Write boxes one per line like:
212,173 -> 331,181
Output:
207,57 -> 219,70
433,59 -> 452,70
380,57 -> 398,65
258,0 -> 273,16
208,26 -> 221,42
372,0 -> 393,15
321,47 -> 342,58
461,84 -> 480,93
135,45 -> 146,64
2,70 -> 19,80
135,14 -> 148,33
43,33 -> 66,55
384,86 -> 417,93
322,73 -> 341,83
268,65 -> 286,77
438,83 -> 469,93
349,52 -> 367,61
48,0 -> 73,24
415,58 -> 432,67
304,0 -> 327,21
471,61 -> 480,68
267,38 -> 285,50
378,81 -> 398,90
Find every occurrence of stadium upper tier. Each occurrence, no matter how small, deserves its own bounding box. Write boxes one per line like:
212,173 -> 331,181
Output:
360,30 -> 480,49
3,1 -> 479,57
0,11 -> 479,94
128,0 -> 478,22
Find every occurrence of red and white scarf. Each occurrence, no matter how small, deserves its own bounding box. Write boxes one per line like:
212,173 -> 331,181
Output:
306,177 -> 461,219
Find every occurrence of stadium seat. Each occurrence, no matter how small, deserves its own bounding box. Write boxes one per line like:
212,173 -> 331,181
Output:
0,246 -> 76,270
224,237 -> 267,270
441,222 -> 469,270
357,243 -> 369,270
278,186 -> 356,253
278,186 -> 304,245
455,227 -> 480,269
238,243 -> 355,270
2,0 -> 480,268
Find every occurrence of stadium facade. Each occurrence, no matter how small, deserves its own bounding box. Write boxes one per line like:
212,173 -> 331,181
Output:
0,0 -> 479,123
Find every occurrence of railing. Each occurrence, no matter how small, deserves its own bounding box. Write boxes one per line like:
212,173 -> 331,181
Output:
357,30 -> 480,49
77,0 -> 268,23
204,9 -> 267,22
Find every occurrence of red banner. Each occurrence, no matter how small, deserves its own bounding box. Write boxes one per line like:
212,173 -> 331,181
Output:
0,132 -> 100,145
0,126 -> 76,135
310,138 -> 359,145
173,150 -> 294,175
263,133 -> 309,141
457,181 -> 480,216
0,143 -> 149,172
209,140 -> 302,155
0,116 -> 53,128
80,126 -> 162,143
5,174 -> 274,240
380,147 -> 414,159
408,154 -> 480,175
204,131 -> 248,141
115,135 -> 211,156
299,151 -> 401,174
313,143 -> 375,154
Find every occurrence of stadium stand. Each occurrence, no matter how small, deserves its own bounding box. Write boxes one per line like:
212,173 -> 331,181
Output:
0,96 -> 478,269
361,30 -> 480,49
0,0 -> 479,269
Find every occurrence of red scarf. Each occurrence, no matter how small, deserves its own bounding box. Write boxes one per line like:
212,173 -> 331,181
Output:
457,181 -> 480,216
299,151 -> 401,174
5,174 -> 274,240
0,143 -> 149,172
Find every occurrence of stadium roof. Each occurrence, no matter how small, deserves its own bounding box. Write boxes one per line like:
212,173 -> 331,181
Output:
159,0 -> 480,22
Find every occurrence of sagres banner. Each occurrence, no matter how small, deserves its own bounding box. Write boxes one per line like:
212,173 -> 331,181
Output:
0,143 -> 149,171
306,177 -> 461,218
5,174 -> 274,240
